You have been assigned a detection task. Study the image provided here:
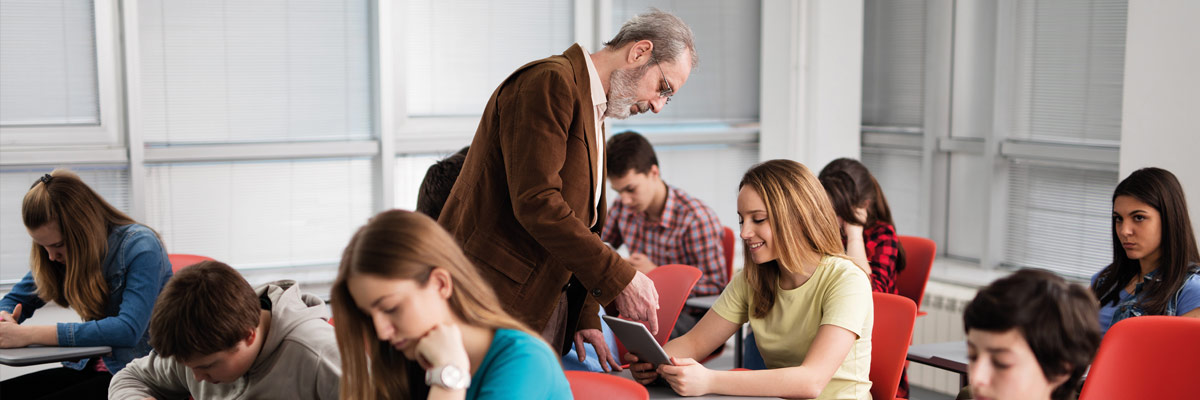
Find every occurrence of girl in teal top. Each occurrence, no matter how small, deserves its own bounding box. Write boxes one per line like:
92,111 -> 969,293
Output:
330,209 -> 571,400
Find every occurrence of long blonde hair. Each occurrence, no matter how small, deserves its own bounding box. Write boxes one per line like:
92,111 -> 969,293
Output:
22,169 -> 147,321
739,160 -> 847,318
331,209 -> 538,400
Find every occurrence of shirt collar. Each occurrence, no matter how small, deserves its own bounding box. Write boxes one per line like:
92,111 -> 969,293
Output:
579,44 -> 608,114
655,183 -> 678,229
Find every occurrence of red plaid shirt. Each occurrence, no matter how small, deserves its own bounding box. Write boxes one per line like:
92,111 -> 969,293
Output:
863,221 -> 901,294
602,184 -> 727,297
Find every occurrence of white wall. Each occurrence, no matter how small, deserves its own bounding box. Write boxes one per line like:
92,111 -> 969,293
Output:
1119,0 -> 1200,237
759,0 -> 863,169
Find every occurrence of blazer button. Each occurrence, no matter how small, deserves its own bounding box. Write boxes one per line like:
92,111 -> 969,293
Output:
591,288 -> 602,297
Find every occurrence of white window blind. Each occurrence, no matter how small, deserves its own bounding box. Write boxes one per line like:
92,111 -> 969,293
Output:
137,0 -> 373,144
861,0 -> 925,127
1004,162 -> 1115,279
0,166 -> 129,282
862,150 -> 922,236
0,0 -> 99,126
145,158 -> 372,269
609,0 -> 761,123
1009,0 -> 1126,144
404,0 -> 573,117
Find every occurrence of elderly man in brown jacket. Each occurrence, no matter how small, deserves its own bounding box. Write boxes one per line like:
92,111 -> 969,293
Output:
439,9 -> 697,371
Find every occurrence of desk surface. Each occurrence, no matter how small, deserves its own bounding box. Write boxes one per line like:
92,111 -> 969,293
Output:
0,345 -> 112,367
907,340 -> 968,374
612,369 -> 778,399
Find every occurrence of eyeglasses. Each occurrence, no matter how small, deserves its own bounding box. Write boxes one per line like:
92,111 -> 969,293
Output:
655,61 -> 674,104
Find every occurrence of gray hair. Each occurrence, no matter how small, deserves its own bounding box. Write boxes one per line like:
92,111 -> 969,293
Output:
604,8 -> 698,69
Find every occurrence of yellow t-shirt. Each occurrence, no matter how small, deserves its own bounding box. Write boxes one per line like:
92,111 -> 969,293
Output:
712,255 -> 873,400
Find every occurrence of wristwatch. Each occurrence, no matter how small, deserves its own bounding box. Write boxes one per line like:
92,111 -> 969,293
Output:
425,364 -> 470,390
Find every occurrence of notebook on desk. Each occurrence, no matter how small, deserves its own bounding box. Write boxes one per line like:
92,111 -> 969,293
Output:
0,345 -> 112,367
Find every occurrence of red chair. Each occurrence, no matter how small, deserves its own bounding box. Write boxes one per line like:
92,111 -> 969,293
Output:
614,264 -> 702,363
564,371 -> 649,400
168,254 -> 215,273
870,293 -> 917,400
1078,316 -> 1200,400
721,226 -> 735,284
895,235 -> 934,317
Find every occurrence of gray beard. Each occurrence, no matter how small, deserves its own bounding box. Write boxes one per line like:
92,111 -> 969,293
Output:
605,67 -> 648,119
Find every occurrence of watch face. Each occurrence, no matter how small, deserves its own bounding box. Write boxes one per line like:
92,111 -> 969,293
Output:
441,365 -> 468,389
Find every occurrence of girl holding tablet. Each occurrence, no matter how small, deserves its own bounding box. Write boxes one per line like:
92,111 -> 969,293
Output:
628,160 -> 873,399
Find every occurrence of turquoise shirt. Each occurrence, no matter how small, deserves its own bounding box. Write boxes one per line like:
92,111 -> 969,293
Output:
465,328 -> 572,400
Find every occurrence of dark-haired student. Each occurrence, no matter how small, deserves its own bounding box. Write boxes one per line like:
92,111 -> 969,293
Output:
1091,167 -> 1200,335
963,269 -> 1101,400
416,146 -> 469,219
108,261 -> 340,399
818,158 -> 905,294
0,169 -> 172,399
602,131 -> 726,337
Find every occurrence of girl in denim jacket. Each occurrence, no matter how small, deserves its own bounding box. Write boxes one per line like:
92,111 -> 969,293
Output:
0,169 -> 172,399
1091,167 -> 1200,336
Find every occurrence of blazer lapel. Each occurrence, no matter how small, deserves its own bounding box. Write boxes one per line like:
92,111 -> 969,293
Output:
564,44 -> 600,227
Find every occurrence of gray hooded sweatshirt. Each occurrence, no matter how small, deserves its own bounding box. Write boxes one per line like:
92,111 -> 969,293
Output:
108,281 -> 340,400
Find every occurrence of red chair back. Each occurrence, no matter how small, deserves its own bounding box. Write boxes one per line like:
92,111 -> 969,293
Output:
895,235 -> 934,315
614,264 -> 702,362
564,371 -> 649,400
721,226 -> 735,284
870,293 -> 917,400
168,254 -> 215,273
1079,316 -> 1200,400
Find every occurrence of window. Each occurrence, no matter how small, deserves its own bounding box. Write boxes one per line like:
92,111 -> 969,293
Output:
137,0 -> 373,144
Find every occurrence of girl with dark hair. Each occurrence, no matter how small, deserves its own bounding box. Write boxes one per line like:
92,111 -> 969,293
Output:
964,269 -> 1101,400
0,169 -> 172,399
818,158 -> 905,294
1091,167 -> 1200,335
331,209 -> 572,400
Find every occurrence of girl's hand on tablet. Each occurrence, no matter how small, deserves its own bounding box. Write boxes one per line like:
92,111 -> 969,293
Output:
658,357 -> 712,397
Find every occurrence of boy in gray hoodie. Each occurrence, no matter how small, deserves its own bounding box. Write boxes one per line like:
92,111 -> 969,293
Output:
108,261 -> 340,399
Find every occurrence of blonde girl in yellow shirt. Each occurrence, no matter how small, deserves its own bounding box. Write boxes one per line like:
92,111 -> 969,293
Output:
628,159 -> 873,399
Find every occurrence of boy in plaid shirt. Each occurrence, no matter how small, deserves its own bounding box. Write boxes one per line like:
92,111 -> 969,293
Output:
602,131 -> 727,337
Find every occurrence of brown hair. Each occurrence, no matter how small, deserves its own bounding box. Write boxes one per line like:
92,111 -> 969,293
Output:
739,160 -> 848,318
416,146 -> 469,220
818,157 -> 896,227
818,158 -> 907,272
331,210 -> 538,399
1093,167 -> 1199,315
148,260 -> 259,361
964,269 -> 1101,400
22,169 -> 150,321
606,130 -> 659,177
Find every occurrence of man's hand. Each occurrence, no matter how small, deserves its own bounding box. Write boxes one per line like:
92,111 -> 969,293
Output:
628,253 -> 658,274
614,271 -> 660,334
573,329 -> 622,372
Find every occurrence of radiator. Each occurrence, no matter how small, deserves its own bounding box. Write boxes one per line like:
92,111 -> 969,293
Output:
909,280 -> 979,396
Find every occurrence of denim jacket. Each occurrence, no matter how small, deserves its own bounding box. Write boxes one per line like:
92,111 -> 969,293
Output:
1106,264 -> 1200,329
0,224 -> 172,373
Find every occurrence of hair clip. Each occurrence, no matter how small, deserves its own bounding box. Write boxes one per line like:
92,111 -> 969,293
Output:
31,173 -> 52,189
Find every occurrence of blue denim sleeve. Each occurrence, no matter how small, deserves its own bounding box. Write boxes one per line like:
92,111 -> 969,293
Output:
0,271 -> 46,322
1175,274 -> 1200,316
57,233 -> 167,347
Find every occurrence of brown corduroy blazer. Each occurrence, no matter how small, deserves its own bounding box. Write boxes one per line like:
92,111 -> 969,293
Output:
438,44 -> 635,354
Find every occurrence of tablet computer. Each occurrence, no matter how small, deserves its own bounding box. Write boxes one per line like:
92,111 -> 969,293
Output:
602,315 -> 674,366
